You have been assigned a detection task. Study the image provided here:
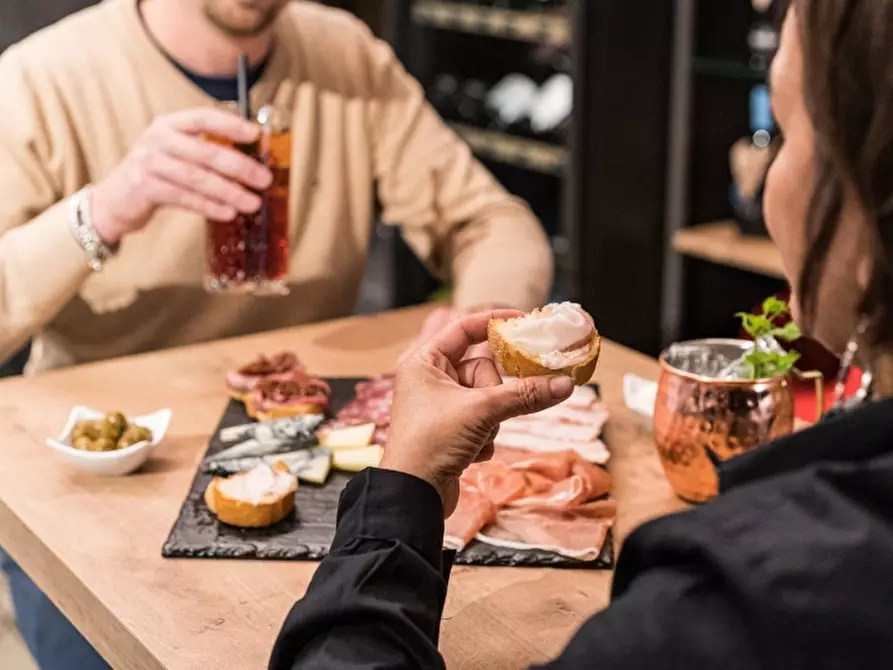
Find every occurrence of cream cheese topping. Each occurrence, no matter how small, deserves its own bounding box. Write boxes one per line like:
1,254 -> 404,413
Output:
218,463 -> 295,504
499,302 -> 593,369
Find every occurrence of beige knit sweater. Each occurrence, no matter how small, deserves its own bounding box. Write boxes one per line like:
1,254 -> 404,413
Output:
0,0 -> 552,374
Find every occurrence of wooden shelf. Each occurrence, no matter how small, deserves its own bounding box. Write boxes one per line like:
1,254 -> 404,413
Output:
692,57 -> 767,82
673,221 -> 785,279
449,122 -> 567,175
411,1 -> 570,45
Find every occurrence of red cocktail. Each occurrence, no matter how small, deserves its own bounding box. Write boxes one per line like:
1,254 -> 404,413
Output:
205,104 -> 291,295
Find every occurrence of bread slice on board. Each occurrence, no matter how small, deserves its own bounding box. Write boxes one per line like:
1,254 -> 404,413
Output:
205,462 -> 297,528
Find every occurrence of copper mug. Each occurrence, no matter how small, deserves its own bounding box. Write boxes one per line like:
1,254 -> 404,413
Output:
652,339 -> 824,503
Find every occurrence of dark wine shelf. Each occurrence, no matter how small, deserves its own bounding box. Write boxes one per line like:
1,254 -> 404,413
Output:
411,0 -> 570,45
449,122 -> 567,175
692,57 -> 767,81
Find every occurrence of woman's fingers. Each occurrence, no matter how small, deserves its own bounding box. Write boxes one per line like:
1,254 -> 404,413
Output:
474,441 -> 496,463
481,375 -> 574,423
455,357 -> 503,390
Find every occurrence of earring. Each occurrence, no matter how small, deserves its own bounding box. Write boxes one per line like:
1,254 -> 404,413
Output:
830,318 -> 871,413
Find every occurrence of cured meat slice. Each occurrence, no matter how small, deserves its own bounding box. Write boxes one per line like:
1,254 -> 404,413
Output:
477,500 -> 616,561
325,375 -> 395,445
507,402 -> 609,433
499,421 -> 603,444
225,351 -> 305,398
444,448 -> 613,552
493,431 -> 610,464
444,478 -> 497,550
246,373 -> 331,420
562,383 -> 598,409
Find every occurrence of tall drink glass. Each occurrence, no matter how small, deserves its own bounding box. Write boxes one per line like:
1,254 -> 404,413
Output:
205,103 -> 291,295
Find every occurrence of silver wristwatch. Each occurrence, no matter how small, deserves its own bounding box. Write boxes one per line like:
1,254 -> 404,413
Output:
68,185 -> 117,272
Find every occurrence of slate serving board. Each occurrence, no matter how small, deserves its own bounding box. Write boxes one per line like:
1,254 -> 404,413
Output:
162,378 -> 614,569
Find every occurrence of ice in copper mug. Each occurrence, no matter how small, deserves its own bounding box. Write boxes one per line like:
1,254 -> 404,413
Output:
204,103 -> 291,295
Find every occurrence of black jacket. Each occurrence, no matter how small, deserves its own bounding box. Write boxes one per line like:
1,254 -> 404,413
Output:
270,398 -> 893,669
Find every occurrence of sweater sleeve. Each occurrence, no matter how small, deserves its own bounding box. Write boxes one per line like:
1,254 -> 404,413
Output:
365,37 -> 553,311
0,46 -> 91,362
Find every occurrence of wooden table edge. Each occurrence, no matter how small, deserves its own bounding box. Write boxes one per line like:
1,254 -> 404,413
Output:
0,498 -> 165,670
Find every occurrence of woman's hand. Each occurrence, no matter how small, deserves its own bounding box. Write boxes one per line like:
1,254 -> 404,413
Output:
381,310 -> 575,516
397,304 -> 514,366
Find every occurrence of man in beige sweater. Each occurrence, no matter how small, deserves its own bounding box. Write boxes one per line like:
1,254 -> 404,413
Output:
0,0 -> 551,376
0,0 -> 551,667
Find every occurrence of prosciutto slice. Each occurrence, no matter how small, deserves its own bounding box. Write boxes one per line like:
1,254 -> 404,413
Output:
444,478 -> 497,550
492,383 -> 610,464
226,351 -> 305,395
477,500 -> 616,561
493,431 -> 610,464
444,447 -> 614,560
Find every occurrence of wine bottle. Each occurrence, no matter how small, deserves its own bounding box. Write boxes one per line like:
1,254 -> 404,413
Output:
526,72 -> 572,143
485,73 -> 538,132
748,0 -> 778,72
455,78 -> 490,126
427,74 -> 460,121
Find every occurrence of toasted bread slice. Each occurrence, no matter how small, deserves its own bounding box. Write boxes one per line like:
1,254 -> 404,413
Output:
245,399 -> 325,422
226,386 -> 250,403
489,303 -> 601,386
205,462 -> 297,528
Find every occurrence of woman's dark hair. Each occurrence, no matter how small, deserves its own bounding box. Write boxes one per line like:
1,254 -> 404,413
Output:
795,0 -> 893,347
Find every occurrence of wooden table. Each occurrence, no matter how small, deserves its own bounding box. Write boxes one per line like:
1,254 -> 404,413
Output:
0,307 -> 684,670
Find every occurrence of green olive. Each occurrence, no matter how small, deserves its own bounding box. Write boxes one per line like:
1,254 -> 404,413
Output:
92,437 -> 119,452
72,420 -> 101,441
105,412 -> 128,430
72,436 -> 93,451
118,425 -> 152,448
100,420 -> 124,441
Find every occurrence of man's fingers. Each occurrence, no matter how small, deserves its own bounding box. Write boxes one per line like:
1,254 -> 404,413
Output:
164,108 -> 260,144
146,153 -> 262,213
144,176 -> 236,221
425,309 -> 523,364
481,375 -> 574,423
160,132 -> 272,191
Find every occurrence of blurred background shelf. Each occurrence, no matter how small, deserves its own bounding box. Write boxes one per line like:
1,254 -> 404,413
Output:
411,0 -> 570,45
449,122 -> 566,175
692,56 -> 767,81
673,221 -> 783,279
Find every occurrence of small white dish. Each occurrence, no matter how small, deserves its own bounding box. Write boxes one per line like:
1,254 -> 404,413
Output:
45,406 -> 173,476
623,374 -> 658,418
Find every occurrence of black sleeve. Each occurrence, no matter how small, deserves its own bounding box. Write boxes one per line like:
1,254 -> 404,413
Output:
535,514 -> 763,670
271,472 -> 763,670
269,468 -> 450,670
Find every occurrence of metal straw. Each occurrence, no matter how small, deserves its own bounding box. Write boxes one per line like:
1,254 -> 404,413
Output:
237,53 -> 251,120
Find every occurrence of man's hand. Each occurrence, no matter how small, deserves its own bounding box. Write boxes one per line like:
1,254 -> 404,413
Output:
382,310 -> 574,517
90,108 -> 274,245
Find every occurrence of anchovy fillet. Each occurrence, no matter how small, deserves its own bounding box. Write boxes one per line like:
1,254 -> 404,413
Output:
203,447 -> 331,476
218,415 -> 324,444
202,438 -> 313,467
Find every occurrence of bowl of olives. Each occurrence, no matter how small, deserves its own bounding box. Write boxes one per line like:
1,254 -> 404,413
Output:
45,407 -> 172,476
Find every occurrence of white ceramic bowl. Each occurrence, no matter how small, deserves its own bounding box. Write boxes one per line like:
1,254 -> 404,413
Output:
45,406 -> 173,476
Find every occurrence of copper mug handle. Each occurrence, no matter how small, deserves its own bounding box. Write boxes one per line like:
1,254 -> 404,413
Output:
792,368 -> 825,422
